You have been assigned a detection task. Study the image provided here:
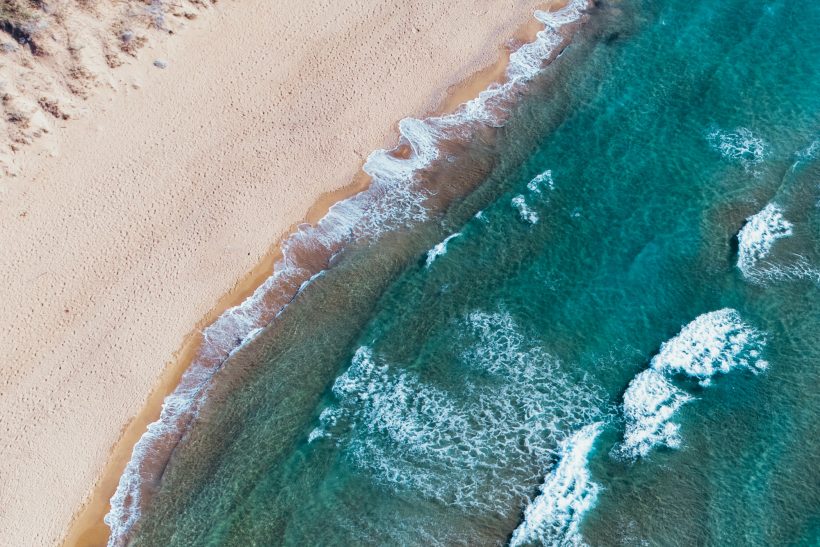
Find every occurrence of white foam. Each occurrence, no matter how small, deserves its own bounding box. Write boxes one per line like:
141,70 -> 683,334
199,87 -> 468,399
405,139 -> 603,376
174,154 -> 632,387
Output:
105,3 -> 592,542
737,204 -> 793,280
312,311 -> 606,513
796,139 -> 820,162
650,308 -> 768,382
736,204 -> 820,284
617,309 -> 767,459
707,126 -> 767,170
425,232 -> 462,268
510,423 -> 603,547
618,369 -> 691,459
513,195 -> 539,224
463,0 -> 588,126
527,169 -> 555,193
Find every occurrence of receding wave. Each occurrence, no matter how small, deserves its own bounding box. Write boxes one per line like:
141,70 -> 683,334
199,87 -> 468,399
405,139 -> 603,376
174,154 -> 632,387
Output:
105,2 -> 593,543
618,309 -> 767,459
509,422 -> 603,547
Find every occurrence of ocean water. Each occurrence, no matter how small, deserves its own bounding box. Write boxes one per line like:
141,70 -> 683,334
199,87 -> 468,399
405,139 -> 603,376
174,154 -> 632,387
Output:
119,0 -> 820,545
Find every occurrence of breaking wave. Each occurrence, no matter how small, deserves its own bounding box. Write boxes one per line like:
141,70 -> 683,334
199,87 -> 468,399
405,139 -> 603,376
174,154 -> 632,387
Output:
509,423 -> 603,547
648,308 -> 768,384
737,201 -> 820,285
425,232 -> 462,268
310,311 -> 606,515
619,369 -> 691,459
527,169 -> 555,193
617,309 -> 767,459
513,195 -> 540,224
105,2 -> 592,543
737,203 -> 793,281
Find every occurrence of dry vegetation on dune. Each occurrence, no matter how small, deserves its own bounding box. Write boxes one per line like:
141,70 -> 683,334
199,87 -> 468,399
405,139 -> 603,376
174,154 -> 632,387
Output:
0,0 -> 38,51
0,0 -> 212,175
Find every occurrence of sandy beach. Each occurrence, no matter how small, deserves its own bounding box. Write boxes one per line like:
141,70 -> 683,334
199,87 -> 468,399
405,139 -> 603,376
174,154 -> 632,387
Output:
0,0 -> 560,544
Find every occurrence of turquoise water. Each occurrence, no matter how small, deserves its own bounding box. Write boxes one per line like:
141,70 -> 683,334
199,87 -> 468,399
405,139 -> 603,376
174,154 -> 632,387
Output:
127,0 -> 820,544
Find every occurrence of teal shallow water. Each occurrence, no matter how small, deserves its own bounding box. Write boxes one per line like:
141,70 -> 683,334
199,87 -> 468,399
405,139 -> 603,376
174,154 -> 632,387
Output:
129,0 -> 820,544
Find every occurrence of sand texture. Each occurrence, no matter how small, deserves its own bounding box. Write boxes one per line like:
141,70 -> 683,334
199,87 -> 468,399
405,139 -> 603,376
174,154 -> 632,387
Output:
0,0 -> 553,545
0,0 -> 213,176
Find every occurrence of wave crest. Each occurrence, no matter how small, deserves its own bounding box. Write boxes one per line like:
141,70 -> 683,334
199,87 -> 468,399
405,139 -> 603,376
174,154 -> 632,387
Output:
425,232 -> 462,268
617,309 -> 767,459
510,423 -> 603,547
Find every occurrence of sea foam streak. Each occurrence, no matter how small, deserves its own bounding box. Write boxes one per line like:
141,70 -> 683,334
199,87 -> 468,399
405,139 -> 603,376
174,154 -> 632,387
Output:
509,423 -> 603,547
618,309 -> 766,459
105,2 -> 591,543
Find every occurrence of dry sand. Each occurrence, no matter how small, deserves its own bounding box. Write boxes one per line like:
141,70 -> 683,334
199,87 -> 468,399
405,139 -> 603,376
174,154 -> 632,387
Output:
0,0 -> 558,545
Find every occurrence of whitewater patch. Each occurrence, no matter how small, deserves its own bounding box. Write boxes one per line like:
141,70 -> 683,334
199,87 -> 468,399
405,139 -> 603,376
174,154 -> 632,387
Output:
511,169 -> 556,225
737,203 -> 793,281
425,232 -> 462,268
619,369 -> 691,459
737,203 -> 820,284
513,195 -> 539,224
649,308 -> 768,384
617,309 -> 767,459
105,2 -> 592,543
707,126 -> 767,171
509,423 -> 603,547
310,311 -> 606,514
527,169 -> 555,193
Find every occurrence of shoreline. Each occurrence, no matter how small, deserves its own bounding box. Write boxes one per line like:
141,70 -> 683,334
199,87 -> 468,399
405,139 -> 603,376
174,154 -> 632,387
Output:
59,3 -> 568,545
61,168 -> 374,547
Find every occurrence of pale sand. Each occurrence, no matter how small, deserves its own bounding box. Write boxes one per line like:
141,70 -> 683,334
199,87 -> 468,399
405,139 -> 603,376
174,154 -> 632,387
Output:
0,0 -> 558,545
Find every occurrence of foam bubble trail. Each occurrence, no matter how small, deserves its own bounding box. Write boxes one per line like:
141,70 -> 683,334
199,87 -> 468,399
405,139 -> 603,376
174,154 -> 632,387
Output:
509,423 -> 603,547
105,2 -> 592,543
617,309 -> 767,459
425,232 -> 462,268
706,126 -> 767,171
